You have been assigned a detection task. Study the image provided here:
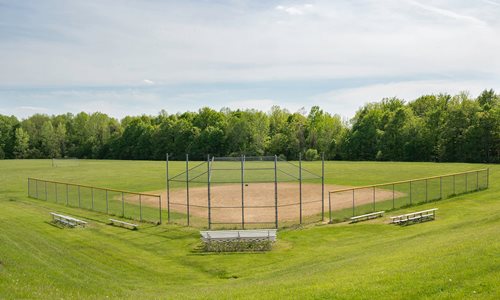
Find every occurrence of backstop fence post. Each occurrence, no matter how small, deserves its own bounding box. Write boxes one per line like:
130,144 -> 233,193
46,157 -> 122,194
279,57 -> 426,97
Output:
321,153 -> 325,221
166,153 -> 170,223
35,179 -> 39,199
241,155 -> 245,229
392,184 -> 395,209
372,186 -> 375,212
352,189 -> 355,217
186,154 -> 190,226
28,178 -> 31,197
328,192 -> 332,223
139,194 -> 142,221
274,154 -> 278,229
207,154 -> 211,229
159,195 -> 162,224
299,152 -> 303,224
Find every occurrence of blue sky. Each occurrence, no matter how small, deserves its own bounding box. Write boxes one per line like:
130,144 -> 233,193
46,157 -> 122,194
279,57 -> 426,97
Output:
0,0 -> 499,120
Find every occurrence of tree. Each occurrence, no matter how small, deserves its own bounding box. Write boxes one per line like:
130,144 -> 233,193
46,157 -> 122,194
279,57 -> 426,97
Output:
1,90 -> 496,163
283,112 -> 307,159
13,127 -> 30,158
40,121 -> 60,158
345,103 -> 384,160
305,148 -> 319,161
0,114 -> 20,159
377,99 -> 409,161
225,110 -> 269,156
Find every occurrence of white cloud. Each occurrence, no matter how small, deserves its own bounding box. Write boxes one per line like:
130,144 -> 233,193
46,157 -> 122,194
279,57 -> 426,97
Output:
408,0 -> 486,26
1,0 -> 498,87
483,0 -> 500,7
275,4 -> 314,16
0,0 -> 499,119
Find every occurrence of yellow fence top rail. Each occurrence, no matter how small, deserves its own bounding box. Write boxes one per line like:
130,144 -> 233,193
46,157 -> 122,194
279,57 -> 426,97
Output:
329,168 -> 488,194
28,178 -> 161,198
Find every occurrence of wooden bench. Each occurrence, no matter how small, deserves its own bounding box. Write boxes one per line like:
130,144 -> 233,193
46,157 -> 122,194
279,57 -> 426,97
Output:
350,211 -> 385,223
50,212 -> 87,228
390,208 -> 438,225
200,229 -> 277,252
109,218 -> 138,230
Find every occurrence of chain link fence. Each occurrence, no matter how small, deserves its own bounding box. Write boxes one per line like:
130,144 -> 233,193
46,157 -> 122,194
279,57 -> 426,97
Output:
167,154 -> 325,229
327,169 -> 489,223
28,178 -> 162,224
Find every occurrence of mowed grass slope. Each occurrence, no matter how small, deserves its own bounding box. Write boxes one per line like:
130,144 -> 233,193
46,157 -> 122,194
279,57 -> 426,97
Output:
0,160 -> 498,299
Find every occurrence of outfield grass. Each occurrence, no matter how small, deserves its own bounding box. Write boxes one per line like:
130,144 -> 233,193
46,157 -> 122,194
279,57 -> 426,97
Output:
0,160 -> 498,299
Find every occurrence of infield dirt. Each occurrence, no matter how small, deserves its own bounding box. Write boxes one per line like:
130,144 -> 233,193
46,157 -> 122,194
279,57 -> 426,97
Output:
148,183 -> 403,223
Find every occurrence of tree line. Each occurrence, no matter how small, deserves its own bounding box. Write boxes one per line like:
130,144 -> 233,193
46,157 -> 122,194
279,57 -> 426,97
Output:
0,89 -> 498,163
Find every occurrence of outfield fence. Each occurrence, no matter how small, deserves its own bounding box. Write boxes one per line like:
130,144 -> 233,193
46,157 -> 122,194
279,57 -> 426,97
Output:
327,168 -> 489,223
27,178 -> 162,224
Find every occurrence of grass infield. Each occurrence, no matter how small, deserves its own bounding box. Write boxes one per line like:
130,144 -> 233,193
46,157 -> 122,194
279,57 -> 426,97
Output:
0,160 -> 498,299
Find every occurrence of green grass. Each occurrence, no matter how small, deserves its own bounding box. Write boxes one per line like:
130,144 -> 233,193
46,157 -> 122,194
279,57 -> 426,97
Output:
0,160 -> 498,299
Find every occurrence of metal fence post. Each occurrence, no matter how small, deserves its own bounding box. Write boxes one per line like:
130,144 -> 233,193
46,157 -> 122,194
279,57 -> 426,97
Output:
186,154 -> 190,226
28,178 -> 31,197
328,192 -> 332,223
241,155 -> 245,229
392,184 -> 395,209
166,153 -> 170,223
440,176 -> 442,199
207,154 -> 211,229
35,179 -> 39,199
453,175 -> 456,195
465,172 -> 468,193
372,186 -> 375,212
274,154 -> 278,229
299,152 -> 303,224
159,195 -> 162,224
425,179 -> 428,202
409,181 -> 412,205
476,171 -> 479,191
139,194 -> 142,221
321,153 -> 325,221
486,168 -> 489,189
352,189 -> 355,217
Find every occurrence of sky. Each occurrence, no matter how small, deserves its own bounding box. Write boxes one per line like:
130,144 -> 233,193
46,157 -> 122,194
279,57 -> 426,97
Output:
0,0 -> 499,120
